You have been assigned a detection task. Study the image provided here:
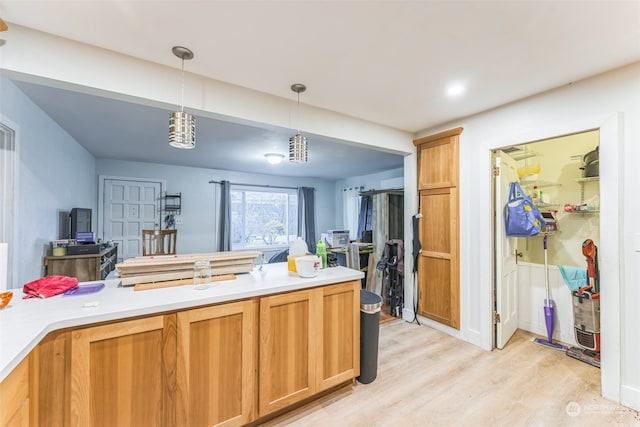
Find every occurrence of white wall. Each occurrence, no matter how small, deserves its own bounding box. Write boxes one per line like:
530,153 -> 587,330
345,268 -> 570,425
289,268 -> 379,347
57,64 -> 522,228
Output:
413,62 -> 640,409
1,24 -> 414,155
517,262 -> 578,347
96,159 -> 336,257
0,77 -> 97,288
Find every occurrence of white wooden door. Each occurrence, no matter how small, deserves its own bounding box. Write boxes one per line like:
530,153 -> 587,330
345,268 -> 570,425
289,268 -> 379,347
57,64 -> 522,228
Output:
103,179 -> 162,260
495,151 -> 520,349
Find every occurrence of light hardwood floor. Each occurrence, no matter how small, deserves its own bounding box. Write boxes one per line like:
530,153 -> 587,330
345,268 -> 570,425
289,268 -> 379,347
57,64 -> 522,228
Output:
262,320 -> 640,427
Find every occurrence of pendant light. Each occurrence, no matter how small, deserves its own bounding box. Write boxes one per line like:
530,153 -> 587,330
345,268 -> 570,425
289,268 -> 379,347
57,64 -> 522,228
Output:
169,46 -> 196,149
289,83 -> 308,163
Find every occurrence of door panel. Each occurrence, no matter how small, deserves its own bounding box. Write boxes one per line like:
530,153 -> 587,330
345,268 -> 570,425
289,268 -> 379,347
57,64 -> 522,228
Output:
259,290 -> 318,416
417,188 -> 459,329
495,150 -> 520,349
103,179 -> 161,260
176,300 -> 257,427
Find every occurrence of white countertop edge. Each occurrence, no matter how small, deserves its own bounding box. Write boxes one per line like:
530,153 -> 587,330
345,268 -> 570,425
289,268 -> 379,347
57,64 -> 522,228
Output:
0,264 -> 364,382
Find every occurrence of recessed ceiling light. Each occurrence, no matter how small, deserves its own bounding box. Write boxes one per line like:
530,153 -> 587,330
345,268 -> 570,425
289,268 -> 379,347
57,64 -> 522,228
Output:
265,153 -> 285,164
446,84 -> 465,97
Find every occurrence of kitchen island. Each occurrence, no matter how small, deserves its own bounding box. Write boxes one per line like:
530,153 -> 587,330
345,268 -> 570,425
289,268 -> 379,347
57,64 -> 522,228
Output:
0,263 -> 364,427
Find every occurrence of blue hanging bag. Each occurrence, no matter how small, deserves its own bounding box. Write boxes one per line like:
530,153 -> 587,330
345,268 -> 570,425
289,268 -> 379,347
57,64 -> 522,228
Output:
504,181 -> 546,237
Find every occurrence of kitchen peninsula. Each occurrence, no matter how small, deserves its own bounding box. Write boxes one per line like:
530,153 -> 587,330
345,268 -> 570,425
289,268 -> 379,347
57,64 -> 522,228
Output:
0,263 -> 363,427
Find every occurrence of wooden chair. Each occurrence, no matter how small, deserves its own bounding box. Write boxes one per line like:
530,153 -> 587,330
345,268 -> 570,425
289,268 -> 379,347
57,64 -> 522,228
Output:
142,229 -> 177,256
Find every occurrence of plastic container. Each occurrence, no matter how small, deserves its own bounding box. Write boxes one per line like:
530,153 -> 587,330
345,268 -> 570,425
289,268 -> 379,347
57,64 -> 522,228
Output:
295,255 -> 321,278
316,240 -> 327,269
287,237 -> 308,273
357,290 -> 382,384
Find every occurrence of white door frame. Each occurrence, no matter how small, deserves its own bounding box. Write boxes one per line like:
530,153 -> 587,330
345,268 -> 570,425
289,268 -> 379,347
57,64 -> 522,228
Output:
0,115 -> 20,291
488,113 -> 622,402
97,175 -> 167,241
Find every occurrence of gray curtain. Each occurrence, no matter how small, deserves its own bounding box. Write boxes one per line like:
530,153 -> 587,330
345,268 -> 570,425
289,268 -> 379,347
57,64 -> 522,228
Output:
357,195 -> 373,240
298,187 -> 316,253
218,180 -> 231,251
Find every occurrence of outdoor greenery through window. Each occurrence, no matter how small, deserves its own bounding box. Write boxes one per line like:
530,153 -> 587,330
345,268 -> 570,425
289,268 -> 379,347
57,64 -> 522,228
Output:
230,186 -> 298,250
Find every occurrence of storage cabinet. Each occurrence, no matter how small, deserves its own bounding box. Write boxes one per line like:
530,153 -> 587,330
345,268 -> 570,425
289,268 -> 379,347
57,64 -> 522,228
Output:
176,300 -> 257,427
69,315 -> 172,427
26,279 -> 360,426
258,280 -> 360,416
259,288 -> 318,415
414,128 -> 462,329
44,244 -> 118,282
0,352 -> 30,427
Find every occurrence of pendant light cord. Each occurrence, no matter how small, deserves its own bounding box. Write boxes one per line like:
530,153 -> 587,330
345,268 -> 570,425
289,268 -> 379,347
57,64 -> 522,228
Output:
296,91 -> 300,134
180,58 -> 185,113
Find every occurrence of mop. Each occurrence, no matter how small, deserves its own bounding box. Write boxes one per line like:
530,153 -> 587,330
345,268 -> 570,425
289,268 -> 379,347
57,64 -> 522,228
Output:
533,234 -> 568,351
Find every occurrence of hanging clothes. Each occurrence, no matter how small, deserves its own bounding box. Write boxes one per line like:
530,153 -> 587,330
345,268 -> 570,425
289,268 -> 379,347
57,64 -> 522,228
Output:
376,239 -> 404,317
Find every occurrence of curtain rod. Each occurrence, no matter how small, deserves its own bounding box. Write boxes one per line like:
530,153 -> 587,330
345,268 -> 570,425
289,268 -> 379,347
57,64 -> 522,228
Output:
208,180 -> 298,191
359,188 -> 404,196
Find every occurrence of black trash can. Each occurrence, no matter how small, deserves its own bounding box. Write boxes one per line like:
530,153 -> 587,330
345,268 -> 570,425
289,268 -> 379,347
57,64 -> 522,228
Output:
357,289 -> 382,384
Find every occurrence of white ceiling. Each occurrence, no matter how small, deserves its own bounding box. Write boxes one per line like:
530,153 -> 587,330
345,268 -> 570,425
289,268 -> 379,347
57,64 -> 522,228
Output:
2,1 -> 640,178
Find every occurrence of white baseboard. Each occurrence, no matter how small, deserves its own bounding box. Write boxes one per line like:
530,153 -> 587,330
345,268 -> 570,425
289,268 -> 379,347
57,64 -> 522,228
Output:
621,385 -> 640,412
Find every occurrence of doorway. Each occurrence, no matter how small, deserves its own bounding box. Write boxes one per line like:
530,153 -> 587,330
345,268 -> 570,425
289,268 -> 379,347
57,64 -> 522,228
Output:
494,130 -> 600,349
98,176 -> 164,261
0,122 -> 16,290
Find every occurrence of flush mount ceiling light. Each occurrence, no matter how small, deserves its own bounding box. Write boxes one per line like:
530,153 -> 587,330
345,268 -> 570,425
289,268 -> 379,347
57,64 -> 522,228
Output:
264,153 -> 285,164
169,46 -> 196,149
446,83 -> 465,98
289,83 -> 308,163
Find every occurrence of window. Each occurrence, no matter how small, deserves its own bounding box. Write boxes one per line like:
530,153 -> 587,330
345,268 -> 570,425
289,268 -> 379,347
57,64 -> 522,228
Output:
230,186 -> 298,250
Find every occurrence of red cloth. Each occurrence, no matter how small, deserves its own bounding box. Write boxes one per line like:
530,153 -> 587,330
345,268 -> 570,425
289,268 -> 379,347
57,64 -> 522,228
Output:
23,275 -> 79,299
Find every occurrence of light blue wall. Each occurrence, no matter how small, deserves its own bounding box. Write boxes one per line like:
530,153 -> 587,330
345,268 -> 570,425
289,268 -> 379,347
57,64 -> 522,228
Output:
0,77 -> 97,287
333,167 -> 404,229
96,159 -> 336,258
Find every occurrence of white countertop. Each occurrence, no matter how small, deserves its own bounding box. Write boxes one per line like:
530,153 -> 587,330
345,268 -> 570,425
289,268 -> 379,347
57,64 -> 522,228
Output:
0,263 -> 363,382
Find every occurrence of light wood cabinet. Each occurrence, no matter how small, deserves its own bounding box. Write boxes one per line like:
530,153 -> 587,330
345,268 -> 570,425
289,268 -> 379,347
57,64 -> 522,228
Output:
15,279 -> 360,426
259,288 -> 318,416
317,282 -> 360,390
176,299 -> 257,427
414,128 -> 462,329
0,353 -> 30,427
69,315 -> 173,427
259,280 -> 360,417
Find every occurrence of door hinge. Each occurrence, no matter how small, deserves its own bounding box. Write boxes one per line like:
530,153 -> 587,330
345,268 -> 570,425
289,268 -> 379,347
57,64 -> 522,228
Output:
493,166 -> 500,177
494,312 -> 501,324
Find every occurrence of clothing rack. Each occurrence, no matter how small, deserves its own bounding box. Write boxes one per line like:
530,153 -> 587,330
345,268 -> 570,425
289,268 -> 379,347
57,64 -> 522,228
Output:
208,180 -> 297,191
359,188 -> 404,196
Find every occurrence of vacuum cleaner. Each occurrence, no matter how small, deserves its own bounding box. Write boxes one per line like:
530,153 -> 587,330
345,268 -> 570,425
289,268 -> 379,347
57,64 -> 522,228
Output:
566,239 -> 601,368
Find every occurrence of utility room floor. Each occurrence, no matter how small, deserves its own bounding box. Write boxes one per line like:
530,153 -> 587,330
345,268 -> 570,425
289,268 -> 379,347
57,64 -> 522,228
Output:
262,322 -> 640,426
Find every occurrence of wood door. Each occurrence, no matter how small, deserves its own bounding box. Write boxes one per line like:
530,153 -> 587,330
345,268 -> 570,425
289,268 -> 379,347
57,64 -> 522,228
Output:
495,150 -> 520,348
69,315 -> 172,427
417,188 -> 459,329
259,289 -> 319,416
316,281 -> 360,391
176,300 -> 257,427
415,128 -> 461,190
102,178 -> 162,261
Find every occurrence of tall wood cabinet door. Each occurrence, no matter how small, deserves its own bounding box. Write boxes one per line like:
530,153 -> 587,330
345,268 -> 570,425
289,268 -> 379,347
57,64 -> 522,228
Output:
317,281 -> 360,391
259,289 -> 319,417
176,300 -> 257,427
415,132 -> 460,190
69,315 -> 172,427
417,188 -> 460,329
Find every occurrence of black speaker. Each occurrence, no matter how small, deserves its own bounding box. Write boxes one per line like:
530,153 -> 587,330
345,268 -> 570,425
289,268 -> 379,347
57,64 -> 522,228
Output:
70,208 -> 91,239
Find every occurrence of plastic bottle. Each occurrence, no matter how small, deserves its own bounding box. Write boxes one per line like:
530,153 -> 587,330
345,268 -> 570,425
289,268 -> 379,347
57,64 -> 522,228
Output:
287,237 -> 308,273
316,240 -> 327,269
531,185 -> 539,203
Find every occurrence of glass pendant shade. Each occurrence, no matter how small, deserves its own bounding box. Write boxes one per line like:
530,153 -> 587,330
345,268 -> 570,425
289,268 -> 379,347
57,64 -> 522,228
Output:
289,133 -> 308,163
169,111 -> 195,149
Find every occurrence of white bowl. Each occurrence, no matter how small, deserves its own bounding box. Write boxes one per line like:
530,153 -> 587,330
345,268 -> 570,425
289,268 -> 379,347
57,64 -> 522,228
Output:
295,255 -> 321,278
